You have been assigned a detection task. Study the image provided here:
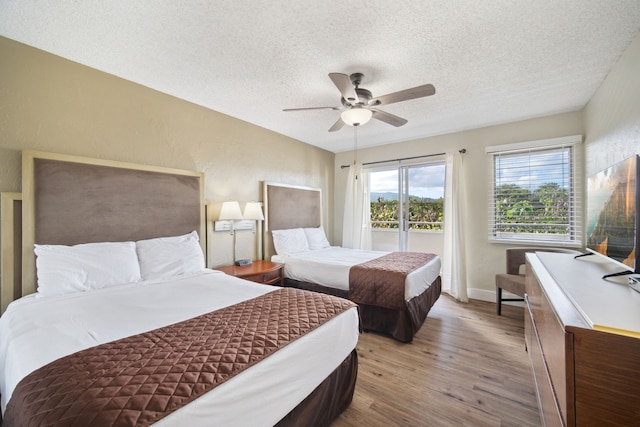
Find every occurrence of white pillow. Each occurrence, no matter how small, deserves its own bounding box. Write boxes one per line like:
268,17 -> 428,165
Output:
304,227 -> 331,250
272,228 -> 309,255
35,241 -> 141,297
136,231 -> 205,281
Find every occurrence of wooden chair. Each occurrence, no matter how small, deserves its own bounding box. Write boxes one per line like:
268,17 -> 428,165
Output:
495,247 -> 577,315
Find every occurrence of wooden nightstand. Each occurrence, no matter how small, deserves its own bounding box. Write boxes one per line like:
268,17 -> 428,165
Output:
215,260 -> 284,286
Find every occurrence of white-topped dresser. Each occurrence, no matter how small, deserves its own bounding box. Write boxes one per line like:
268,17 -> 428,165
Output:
525,251 -> 640,426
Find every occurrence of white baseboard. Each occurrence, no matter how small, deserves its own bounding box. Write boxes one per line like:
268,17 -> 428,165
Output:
466,287 -> 524,308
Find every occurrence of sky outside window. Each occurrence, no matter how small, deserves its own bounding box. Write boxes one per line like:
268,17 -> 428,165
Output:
369,164 -> 445,200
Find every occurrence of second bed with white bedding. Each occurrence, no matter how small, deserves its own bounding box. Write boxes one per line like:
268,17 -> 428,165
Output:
272,246 -> 442,300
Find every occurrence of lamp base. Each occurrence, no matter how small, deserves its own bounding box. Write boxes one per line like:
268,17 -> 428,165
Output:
235,259 -> 253,266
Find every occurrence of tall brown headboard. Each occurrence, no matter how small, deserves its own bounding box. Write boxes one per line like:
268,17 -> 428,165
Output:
20,151 -> 205,296
263,182 -> 322,260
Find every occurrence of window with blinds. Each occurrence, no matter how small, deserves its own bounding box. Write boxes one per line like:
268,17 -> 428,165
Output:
487,136 -> 583,245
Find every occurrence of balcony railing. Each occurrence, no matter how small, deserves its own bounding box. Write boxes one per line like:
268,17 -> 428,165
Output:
370,220 -> 443,230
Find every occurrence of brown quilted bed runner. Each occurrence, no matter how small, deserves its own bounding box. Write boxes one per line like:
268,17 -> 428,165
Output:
349,252 -> 437,310
4,287 -> 356,427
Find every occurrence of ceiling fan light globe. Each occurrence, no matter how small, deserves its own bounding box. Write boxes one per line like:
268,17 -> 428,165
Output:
341,107 -> 372,126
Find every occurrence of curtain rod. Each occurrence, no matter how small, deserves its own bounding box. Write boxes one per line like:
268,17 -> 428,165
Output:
340,151 -> 448,169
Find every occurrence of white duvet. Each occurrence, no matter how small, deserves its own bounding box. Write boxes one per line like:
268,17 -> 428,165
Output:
0,270 -> 359,426
272,247 -> 441,300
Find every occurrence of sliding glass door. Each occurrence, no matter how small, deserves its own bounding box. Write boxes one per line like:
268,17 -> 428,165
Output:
367,161 -> 445,252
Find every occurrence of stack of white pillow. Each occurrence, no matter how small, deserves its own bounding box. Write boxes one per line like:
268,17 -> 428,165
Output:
34,231 -> 205,297
271,226 -> 331,256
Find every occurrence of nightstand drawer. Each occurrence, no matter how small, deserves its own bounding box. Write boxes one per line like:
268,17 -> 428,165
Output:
215,261 -> 284,286
246,269 -> 281,285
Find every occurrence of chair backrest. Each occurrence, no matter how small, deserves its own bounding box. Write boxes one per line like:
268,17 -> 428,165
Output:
504,248 -> 578,275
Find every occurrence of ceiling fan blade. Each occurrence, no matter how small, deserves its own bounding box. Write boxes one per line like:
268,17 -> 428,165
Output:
283,106 -> 340,112
371,109 -> 408,127
328,117 -> 345,132
370,83 -> 435,106
329,73 -> 359,104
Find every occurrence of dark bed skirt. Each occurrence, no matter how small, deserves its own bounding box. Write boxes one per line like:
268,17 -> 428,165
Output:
359,275 -> 441,342
284,278 -> 350,299
284,276 -> 442,343
275,349 -> 358,427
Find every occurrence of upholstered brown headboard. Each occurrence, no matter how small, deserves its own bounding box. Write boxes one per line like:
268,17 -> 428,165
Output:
263,182 -> 322,260
20,151 -> 205,296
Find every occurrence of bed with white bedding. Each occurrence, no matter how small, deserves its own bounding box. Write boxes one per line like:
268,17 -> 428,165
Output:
273,246 -> 441,300
0,270 -> 359,426
271,231 -> 441,342
0,151 -> 360,426
264,192 -> 442,343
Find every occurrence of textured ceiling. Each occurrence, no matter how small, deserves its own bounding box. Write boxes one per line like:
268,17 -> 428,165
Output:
1,1 -> 639,153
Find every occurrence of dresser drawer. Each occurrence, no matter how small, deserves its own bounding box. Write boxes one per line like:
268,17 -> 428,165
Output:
526,261 -> 573,425
525,294 -> 565,427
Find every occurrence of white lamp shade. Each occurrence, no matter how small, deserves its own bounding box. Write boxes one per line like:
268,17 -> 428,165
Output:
341,107 -> 373,126
218,201 -> 243,220
243,202 -> 264,220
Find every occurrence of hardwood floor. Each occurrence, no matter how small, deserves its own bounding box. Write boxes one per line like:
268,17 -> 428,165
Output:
333,295 -> 541,427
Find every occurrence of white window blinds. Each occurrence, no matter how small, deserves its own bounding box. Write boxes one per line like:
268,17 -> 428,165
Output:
487,135 -> 583,245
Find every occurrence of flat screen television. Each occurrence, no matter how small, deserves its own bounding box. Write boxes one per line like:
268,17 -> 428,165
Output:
585,154 -> 639,278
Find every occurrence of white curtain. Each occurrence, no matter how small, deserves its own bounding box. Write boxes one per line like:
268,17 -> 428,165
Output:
342,164 -> 371,249
442,151 -> 468,302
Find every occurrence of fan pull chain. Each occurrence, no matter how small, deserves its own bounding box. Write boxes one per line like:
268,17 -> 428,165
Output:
353,125 -> 358,179
353,125 -> 357,165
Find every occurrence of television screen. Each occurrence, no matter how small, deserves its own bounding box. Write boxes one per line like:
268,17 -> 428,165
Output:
586,155 -> 639,273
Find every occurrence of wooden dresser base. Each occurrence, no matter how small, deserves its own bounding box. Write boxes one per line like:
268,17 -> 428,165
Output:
525,253 -> 640,426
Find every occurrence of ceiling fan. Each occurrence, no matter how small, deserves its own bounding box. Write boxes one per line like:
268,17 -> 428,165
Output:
283,72 -> 435,132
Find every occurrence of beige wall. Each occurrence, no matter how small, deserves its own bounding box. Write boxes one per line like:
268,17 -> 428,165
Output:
583,31 -> 640,174
334,112 -> 584,301
0,37 -> 334,268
